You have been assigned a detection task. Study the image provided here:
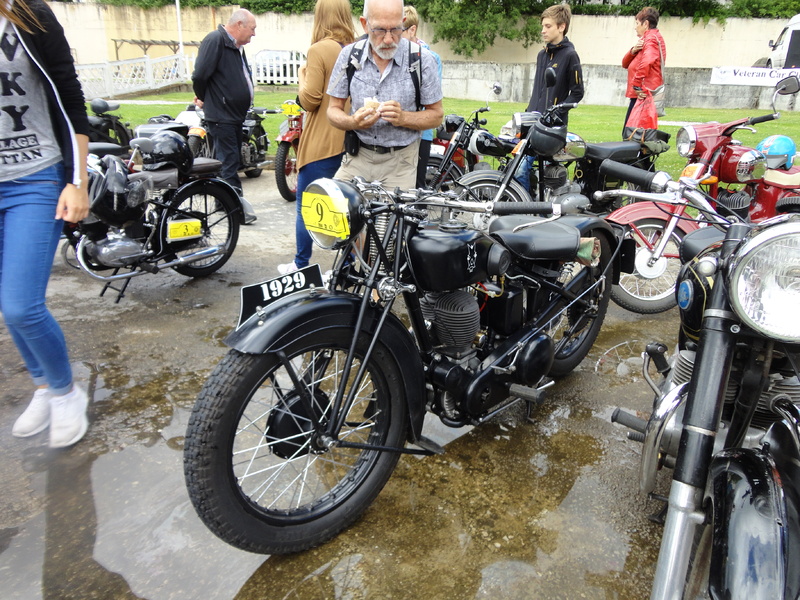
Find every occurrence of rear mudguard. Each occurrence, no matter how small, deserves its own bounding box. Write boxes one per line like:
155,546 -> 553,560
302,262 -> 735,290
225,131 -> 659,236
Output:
605,201 -> 701,235
708,420 -> 800,599
224,289 -> 428,443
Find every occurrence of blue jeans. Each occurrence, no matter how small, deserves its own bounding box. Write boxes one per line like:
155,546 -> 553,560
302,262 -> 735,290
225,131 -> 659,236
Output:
293,154 -> 343,268
208,121 -> 243,194
514,155 -> 534,196
0,162 -> 73,394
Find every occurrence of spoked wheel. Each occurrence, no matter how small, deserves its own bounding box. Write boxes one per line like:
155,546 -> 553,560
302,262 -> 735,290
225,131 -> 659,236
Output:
426,155 -> 465,191
611,218 -> 684,314
455,170 -> 532,203
183,328 -> 408,554
548,232 -> 613,377
163,181 -> 240,277
275,140 -> 298,201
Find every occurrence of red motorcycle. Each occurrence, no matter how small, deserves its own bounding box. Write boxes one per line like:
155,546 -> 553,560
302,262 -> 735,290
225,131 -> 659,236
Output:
677,76 -> 800,222
604,75 -> 800,314
275,100 -> 303,202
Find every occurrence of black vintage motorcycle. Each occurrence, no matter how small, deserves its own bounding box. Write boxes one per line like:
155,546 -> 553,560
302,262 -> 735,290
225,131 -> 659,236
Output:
183,171 -> 631,554
600,157 -> 800,599
87,98 -> 134,148
64,131 -> 241,301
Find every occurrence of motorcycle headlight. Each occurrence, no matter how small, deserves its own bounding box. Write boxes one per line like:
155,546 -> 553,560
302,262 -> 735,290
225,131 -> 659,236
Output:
727,215 -> 800,342
553,132 -> 586,161
676,126 -> 697,157
732,149 -> 767,183
301,178 -> 365,250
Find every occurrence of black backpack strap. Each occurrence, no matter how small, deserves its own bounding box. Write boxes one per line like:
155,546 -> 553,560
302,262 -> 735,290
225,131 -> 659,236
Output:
408,41 -> 422,110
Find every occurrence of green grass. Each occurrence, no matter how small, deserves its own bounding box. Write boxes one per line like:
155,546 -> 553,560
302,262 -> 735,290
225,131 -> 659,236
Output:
101,90 -> 800,181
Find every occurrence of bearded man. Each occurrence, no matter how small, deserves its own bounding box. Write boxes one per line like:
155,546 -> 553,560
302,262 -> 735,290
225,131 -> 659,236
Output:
326,0 -> 443,189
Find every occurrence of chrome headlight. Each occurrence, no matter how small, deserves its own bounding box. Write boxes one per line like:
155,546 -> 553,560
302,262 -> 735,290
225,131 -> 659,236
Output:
300,178 -> 365,250
727,215 -> 800,342
553,132 -> 586,161
676,126 -> 697,157
733,149 -> 767,183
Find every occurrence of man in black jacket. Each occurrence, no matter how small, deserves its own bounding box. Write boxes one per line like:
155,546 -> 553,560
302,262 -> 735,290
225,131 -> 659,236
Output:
192,9 -> 257,223
517,4 -> 584,193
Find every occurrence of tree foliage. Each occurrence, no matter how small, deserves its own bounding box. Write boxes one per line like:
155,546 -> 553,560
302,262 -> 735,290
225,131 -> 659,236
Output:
89,0 -> 797,56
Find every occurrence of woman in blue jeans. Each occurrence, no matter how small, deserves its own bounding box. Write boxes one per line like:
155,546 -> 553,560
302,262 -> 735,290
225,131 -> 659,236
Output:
1,0 -> 91,448
278,0 -> 356,275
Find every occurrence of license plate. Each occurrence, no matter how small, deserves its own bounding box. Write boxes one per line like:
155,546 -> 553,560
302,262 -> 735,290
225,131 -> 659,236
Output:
167,218 -> 202,241
301,190 -> 350,239
237,264 -> 324,328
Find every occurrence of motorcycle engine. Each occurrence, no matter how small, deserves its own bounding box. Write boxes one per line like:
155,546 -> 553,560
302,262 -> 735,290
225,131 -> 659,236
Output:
421,291 -> 480,357
84,231 -> 145,267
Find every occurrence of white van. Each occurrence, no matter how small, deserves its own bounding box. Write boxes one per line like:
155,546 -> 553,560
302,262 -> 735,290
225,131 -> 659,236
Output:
768,14 -> 800,68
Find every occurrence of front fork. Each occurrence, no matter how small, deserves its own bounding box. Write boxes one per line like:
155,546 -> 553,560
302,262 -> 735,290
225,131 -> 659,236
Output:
650,223 -> 748,599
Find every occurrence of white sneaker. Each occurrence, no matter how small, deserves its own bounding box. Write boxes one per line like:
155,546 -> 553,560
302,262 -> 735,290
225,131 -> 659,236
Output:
12,388 -> 52,437
48,385 -> 89,448
277,262 -> 299,275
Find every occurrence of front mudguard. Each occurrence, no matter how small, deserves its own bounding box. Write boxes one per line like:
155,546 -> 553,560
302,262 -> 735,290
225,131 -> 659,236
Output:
605,201 -> 701,235
224,289 -> 428,443
708,421 -> 800,599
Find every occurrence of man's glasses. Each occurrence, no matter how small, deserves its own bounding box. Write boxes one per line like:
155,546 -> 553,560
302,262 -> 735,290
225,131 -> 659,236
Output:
369,25 -> 403,38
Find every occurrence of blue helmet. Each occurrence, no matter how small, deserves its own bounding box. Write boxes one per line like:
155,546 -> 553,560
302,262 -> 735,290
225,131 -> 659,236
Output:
756,135 -> 796,170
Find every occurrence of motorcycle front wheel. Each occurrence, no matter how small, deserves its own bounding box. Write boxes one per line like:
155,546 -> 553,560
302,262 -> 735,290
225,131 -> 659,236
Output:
455,170 -> 532,203
275,140 -> 298,201
548,231 -> 613,377
183,328 -> 409,554
164,181 -> 240,277
611,218 -> 683,314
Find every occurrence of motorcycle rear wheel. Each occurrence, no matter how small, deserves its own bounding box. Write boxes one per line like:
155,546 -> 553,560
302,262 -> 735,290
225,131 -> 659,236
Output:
611,218 -> 683,314
164,181 -> 240,277
275,140 -> 298,201
548,231 -> 613,376
183,328 -> 409,554
188,134 -> 211,159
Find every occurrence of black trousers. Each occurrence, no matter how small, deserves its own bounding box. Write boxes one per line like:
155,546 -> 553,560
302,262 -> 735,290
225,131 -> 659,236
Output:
208,120 -> 243,194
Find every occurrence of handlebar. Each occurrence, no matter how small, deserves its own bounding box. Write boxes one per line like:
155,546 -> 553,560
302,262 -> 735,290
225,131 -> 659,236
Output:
599,159 -> 657,190
749,113 -> 779,126
492,202 -> 555,215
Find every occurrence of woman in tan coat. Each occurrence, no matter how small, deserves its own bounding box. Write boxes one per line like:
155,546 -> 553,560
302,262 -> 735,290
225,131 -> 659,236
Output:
278,0 -> 356,275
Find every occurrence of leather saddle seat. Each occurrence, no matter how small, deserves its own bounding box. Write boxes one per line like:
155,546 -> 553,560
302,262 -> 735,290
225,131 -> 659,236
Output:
489,215 -> 580,261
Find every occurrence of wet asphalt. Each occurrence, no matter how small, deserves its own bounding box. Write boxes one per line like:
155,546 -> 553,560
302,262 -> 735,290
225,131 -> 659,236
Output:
0,171 -> 679,599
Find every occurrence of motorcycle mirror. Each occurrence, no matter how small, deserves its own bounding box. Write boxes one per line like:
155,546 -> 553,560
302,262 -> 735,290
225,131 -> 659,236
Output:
492,82 -> 502,95
545,67 -> 557,88
129,137 -> 154,154
777,75 -> 800,95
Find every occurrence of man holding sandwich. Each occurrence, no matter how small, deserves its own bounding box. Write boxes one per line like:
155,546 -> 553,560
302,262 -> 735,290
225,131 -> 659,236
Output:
327,0 -> 443,189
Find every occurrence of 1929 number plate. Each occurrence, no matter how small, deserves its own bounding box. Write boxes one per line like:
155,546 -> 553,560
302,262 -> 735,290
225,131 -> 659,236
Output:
236,264 -> 324,328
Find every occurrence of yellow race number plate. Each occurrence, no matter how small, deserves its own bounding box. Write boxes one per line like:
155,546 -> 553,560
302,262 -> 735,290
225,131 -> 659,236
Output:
167,218 -> 202,241
301,191 -> 350,239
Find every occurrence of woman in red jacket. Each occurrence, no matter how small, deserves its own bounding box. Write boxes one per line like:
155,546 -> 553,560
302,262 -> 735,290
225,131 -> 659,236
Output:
622,6 -> 666,131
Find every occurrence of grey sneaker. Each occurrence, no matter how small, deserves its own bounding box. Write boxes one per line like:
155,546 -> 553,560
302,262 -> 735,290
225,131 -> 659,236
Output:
12,388 -> 52,437
49,385 -> 89,448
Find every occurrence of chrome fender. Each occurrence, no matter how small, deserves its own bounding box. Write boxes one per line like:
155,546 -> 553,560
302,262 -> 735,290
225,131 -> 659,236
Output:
224,289 -> 428,442
640,382 -> 687,494
605,201 -> 702,235
708,416 -> 800,600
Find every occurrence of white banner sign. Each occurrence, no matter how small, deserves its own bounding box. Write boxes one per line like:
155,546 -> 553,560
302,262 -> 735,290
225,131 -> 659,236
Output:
711,66 -> 800,86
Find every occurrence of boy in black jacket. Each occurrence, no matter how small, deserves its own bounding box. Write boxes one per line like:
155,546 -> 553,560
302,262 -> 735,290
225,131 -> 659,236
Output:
517,4 -> 584,193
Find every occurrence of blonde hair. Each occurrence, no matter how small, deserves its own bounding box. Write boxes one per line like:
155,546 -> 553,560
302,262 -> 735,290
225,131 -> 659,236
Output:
1,0 -> 43,34
403,5 -> 419,29
312,0 -> 357,45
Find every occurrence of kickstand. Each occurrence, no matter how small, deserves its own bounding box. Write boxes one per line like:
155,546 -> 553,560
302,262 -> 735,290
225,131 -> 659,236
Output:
99,269 -> 132,303
647,493 -> 669,525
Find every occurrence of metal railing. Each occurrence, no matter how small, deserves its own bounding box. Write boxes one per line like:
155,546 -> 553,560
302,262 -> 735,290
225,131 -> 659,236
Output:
76,55 -> 187,99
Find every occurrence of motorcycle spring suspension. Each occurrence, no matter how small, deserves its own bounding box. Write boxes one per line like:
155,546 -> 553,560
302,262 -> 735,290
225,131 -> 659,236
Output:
369,214 -> 395,270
